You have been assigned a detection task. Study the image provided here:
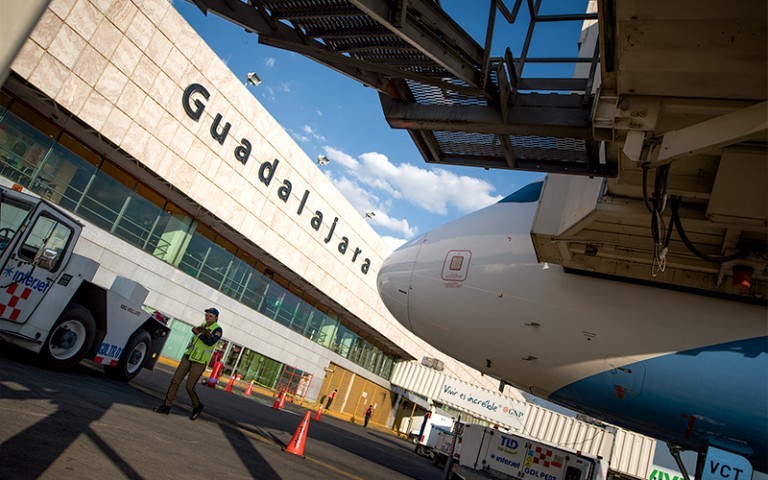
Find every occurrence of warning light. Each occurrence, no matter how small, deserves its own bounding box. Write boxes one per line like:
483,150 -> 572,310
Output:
732,265 -> 754,290
11,183 -> 23,192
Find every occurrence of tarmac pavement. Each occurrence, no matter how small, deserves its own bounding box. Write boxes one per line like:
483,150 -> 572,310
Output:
0,346 -> 445,480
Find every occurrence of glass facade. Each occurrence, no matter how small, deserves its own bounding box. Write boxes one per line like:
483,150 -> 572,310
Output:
0,95 -> 395,380
236,348 -> 285,389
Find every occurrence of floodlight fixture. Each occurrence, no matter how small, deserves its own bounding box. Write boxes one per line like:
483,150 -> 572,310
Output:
365,211 -> 376,219
244,72 -> 262,87
317,155 -> 330,166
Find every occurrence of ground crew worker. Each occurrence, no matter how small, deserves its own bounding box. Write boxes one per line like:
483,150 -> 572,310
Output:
325,388 -> 337,409
154,308 -> 222,420
364,405 -> 374,428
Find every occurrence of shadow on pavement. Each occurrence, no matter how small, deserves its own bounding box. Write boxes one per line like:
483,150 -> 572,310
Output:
0,345 -> 283,480
1,345 -> 444,480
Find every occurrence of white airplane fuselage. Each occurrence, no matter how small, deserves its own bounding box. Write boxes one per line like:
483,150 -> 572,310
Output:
378,180 -> 767,473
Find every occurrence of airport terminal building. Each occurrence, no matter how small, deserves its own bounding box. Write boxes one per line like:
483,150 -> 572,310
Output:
1,0 -> 526,428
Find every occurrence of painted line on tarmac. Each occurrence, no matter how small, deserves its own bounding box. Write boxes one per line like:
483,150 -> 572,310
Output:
304,455 -> 365,480
129,382 -> 364,480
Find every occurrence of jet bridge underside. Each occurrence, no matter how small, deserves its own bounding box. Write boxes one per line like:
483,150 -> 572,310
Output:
380,88 -> 604,175
187,0 -> 609,176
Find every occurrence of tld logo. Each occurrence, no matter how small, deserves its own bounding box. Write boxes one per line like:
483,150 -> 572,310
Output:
500,436 -> 519,449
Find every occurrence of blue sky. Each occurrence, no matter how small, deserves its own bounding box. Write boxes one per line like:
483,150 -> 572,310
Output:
173,1 -> 588,250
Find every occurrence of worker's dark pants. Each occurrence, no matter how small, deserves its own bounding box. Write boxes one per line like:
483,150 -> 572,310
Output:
164,355 -> 206,409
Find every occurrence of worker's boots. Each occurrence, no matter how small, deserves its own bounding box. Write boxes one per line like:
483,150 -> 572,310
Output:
153,404 -> 171,415
189,404 -> 204,421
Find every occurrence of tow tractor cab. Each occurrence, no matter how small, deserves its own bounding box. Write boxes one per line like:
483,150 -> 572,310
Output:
0,183 -> 169,381
453,424 -> 608,480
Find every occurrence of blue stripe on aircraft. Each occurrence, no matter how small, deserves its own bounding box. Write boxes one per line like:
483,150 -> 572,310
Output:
549,336 -> 768,473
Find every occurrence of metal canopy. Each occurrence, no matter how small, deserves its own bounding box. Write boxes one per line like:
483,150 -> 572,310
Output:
189,0 -> 607,176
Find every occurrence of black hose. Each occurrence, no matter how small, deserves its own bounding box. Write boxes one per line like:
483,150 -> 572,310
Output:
670,196 -> 745,263
641,166 -> 653,214
650,165 -> 671,256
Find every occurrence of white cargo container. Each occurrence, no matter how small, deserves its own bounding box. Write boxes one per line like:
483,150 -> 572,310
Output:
453,424 -> 608,480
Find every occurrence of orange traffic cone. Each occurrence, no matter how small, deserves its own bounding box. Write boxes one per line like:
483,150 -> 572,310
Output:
285,411 -> 311,457
224,374 -> 236,392
313,407 -> 323,421
244,380 -> 254,396
272,390 -> 285,410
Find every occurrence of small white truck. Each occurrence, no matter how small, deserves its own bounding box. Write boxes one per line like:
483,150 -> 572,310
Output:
0,183 -> 169,381
451,424 -> 608,480
411,409 -> 456,456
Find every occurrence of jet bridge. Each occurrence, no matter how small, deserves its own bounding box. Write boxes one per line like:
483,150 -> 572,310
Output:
189,0 -> 767,300
188,0 -> 606,175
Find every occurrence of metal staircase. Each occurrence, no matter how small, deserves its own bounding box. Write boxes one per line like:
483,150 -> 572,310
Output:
189,0 -> 606,175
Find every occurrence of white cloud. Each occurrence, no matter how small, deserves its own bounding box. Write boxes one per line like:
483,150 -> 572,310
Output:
319,147 -> 501,238
302,125 -> 326,142
265,57 -> 275,68
287,128 -> 310,143
326,148 -> 359,170
381,236 -> 407,253
331,175 -> 417,238
262,86 -> 276,102
323,146 -> 501,215
371,212 -> 416,238
332,175 -> 378,212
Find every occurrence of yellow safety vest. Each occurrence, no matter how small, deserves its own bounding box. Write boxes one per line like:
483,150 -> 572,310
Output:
186,321 -> 220,364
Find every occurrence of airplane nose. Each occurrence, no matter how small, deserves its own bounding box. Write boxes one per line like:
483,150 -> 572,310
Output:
377,238 -> 420,332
